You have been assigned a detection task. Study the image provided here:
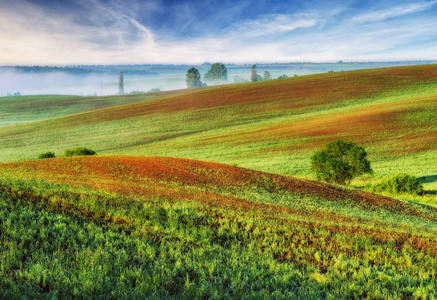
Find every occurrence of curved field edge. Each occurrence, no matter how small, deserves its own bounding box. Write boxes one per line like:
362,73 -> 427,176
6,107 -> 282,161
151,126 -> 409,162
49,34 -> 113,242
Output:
0,65 -> 436,190
1,156 -> 437,298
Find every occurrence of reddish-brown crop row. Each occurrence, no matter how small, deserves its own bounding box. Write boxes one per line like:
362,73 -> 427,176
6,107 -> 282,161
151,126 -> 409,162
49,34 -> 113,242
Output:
2,155 -> 436,224
204,94 -> 437,155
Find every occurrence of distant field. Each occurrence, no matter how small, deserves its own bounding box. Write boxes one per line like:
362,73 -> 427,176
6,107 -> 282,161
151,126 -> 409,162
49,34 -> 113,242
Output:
1,155 -> 437,298
0,88 -> 201,127
0,65 -> 436,191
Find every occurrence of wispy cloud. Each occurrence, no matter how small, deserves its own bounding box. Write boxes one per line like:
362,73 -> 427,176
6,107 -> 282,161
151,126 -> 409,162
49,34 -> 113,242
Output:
226,13 -> 318,39
352,1 -> 437,23
0,0 -> 156,64
1,0 -> 437,64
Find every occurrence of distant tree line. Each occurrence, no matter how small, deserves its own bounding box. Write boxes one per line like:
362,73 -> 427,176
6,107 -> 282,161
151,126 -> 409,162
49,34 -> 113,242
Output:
185,63 -> 292,88
0,66 -> 157,76
3,92 -> 20,97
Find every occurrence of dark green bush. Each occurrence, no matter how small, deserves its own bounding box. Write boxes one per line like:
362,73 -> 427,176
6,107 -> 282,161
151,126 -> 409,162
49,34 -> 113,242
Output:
370,173 -> 424,195
310,140 -> 372,185
64,147 -> 96,157
38,152 -> 55,159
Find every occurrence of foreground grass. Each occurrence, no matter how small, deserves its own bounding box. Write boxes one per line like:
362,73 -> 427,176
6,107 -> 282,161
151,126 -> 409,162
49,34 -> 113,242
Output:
1,156 -> 437,298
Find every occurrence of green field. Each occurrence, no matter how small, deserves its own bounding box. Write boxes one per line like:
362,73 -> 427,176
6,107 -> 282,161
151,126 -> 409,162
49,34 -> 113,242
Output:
1,65 -> 436,187
1,65 -> 437,298
0,88 -> 200,127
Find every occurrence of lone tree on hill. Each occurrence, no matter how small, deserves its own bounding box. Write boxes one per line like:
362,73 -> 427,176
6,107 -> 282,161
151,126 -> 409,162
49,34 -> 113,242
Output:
263,71 -> 272,81
185,67 -> 205,88
310,140 -> 372,185
118,72 -> 124,94
251,65 -> 257,82
204,63 -> 228,83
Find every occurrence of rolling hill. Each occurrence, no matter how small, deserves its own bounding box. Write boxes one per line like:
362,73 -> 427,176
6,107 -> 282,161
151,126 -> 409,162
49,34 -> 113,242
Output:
1,155 -> 437,298
0,65 -> 436,188
0,88 -> 201,127
1,65 -> 437,297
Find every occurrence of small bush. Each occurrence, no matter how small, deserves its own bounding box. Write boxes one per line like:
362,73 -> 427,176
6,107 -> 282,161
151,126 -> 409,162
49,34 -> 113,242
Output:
38,152 -> 55,159
64,147 -> 96,157
370,173 -> 424,196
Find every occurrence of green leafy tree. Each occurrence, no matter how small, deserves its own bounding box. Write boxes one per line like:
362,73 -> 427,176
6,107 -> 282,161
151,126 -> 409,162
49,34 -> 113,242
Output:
278,74 -> 288,79
204,63 -> 228,83
185,68 -> 205,88
263,71 -> 272,81
310,140 -> 372,185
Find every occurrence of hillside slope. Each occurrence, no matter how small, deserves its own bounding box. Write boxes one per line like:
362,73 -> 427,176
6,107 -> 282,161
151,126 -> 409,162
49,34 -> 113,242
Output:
0,88 -> 202,127
1,155 -> 435,223
1,65 -> 436,182
1,156 -> 437,298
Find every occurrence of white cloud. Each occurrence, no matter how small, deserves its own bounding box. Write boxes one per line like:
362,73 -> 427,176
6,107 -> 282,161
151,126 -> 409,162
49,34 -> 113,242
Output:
226,13 -> 318,39
0,0 -> 436,65
352,1 -> 437,23
0,0 -> 156,64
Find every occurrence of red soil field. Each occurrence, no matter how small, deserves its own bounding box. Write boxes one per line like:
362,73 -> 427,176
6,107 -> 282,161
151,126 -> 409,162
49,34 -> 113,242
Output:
2,156 -> 436,223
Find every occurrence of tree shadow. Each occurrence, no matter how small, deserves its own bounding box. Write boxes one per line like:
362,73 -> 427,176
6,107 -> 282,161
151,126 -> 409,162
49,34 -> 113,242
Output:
419,175 -> 437,184
418,175 -> 437,195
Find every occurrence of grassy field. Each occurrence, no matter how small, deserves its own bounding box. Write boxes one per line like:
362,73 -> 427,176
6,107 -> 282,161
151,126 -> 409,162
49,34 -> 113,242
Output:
0,88 -> 200,127
1,65 -> 437,298
0,65 -> 436,189
1,156 -> 437,298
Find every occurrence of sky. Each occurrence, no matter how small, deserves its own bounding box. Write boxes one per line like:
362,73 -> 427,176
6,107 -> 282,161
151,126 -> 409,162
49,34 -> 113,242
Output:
1,0 -> 437,65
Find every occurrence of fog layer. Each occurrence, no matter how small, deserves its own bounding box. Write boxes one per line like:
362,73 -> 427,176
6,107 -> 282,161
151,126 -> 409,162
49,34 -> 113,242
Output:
1,62 -> 431,96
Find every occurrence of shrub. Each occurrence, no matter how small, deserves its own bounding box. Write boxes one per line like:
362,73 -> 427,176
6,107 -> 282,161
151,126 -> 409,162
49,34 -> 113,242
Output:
370,173 -> 424,195
64,147 -> 96,157
310,140 -> 372,185
38,152 -> 55,159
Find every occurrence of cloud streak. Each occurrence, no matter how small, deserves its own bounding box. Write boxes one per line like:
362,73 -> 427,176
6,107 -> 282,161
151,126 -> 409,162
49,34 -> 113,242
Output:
0,0 -> 436,64
352,0 -> 437,23
226,13 -> 318,39
0,0 -> 156,64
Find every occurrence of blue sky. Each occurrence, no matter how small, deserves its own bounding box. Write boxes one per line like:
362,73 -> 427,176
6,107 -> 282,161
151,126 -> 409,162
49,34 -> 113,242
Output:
1,0 -> 437,65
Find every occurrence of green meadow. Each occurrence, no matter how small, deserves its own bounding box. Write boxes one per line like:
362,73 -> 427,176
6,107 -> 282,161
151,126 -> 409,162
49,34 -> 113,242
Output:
1,65 -> 436,189
0,88 -> 199,127
1,65 -> 437,298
